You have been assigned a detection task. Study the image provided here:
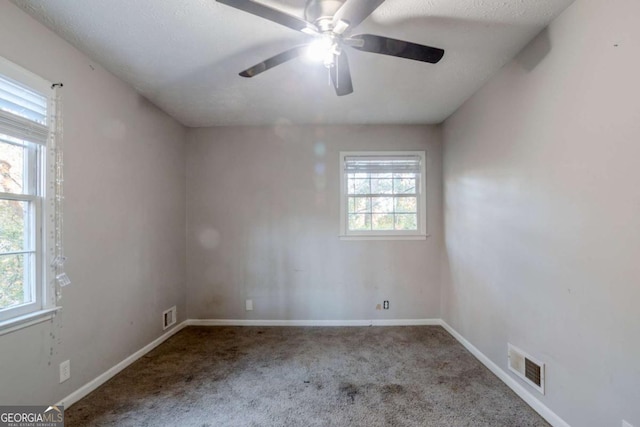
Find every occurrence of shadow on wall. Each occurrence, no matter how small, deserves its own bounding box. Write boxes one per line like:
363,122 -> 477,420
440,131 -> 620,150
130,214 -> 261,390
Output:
515,28 -> 552,72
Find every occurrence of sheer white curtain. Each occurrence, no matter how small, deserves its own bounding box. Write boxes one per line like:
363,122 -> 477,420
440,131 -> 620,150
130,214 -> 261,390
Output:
49,89 -> 69,304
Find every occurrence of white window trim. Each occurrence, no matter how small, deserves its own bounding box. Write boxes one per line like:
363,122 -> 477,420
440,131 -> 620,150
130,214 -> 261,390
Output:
339,150 -> 428,240
0,307 -> 59,337
0,57 -> 61,334
0,57 -> 51,96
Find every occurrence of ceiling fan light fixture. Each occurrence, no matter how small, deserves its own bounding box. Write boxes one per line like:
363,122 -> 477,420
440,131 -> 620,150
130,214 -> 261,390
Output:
305,36 -> 335,66
333,19 -> 350,35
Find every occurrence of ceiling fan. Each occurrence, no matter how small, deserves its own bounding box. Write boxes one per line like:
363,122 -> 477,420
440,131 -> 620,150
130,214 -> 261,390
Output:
216,0 -> 445,96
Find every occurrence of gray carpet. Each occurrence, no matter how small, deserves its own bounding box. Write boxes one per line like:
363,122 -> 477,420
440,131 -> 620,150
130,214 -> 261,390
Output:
66,326 -> 549,426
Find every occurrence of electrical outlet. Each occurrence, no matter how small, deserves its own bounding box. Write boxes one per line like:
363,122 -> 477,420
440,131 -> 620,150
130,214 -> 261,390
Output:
245,299 -> 253,311
59,360 -> 70,383
622,421 -> 634,427
383,300 -> 389,310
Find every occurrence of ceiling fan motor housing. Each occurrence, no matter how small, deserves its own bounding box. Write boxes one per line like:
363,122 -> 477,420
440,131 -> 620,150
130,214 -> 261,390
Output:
305,0 -> 345,30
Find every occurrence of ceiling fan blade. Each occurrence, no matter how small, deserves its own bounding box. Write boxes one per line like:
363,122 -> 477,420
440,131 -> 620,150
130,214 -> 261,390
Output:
351,34 -> 445,64
330,52 -> 353,96
239,45 -> 307,77
332,0 -> 385,32
217,0 -> 317,34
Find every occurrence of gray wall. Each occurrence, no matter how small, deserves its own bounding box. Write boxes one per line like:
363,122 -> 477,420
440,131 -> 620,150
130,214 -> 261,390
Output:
0,2 -> 186,405
186,125 -> 443,320
442,0 -> 640,425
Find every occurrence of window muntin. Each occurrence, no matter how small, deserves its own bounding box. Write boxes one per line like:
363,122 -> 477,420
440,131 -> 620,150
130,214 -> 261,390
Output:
347,172 -> 419,231
0,60 -> 49,323
340,152 -> 426,238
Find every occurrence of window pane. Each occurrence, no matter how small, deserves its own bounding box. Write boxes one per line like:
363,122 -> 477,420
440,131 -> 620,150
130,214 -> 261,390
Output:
395,214 -> 418,230
395,197 -> 417,213
371,178 -> 392,194
393,177 -> 416,194
348,214 -> 371,231
371,173 -> 392,179
0,199 -> 30,253
372,214 -> 394,230
0,253 -> 33,310
348,177 -> 370,195
348,197 -> 370,213
0,139 -> 25,194
372,197 -> 393,213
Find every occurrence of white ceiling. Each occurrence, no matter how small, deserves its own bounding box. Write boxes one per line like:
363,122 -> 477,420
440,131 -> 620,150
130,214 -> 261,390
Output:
13,0 -> 573,127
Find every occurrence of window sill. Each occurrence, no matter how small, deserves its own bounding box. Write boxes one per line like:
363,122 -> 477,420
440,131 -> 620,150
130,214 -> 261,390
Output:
0,307 -> 62,336
340,234 -> 429,241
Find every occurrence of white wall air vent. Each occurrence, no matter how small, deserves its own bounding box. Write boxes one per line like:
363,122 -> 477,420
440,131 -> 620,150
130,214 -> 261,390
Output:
508,344 -> 545,394
162,306 -> 177,330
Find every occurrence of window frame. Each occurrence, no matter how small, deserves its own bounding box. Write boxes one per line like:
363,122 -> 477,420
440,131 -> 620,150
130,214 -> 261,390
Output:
339,150 -> 428,240
0,143 -> 43,322
0,56 -> 58,334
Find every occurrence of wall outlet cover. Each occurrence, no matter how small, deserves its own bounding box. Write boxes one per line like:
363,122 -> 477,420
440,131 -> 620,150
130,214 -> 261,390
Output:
245,299 -> 253,311
59,360 -> 70,383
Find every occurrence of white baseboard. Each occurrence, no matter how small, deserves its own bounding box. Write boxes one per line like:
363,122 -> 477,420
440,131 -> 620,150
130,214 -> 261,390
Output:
186,318 -> 441,327
439,320 -> 570,427
56,321 -> 187,408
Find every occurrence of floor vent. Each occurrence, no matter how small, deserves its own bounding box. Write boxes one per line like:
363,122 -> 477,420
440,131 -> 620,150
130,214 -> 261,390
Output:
163,306 -> 177,330
508,344 -> 545,394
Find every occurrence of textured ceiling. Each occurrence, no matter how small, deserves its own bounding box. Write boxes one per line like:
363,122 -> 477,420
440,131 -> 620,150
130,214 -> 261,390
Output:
13,0 -> 573,127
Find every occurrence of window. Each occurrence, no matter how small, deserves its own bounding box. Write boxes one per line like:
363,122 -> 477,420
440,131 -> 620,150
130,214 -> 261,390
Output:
339,151 -> 427,239
0,57 -> 56,329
